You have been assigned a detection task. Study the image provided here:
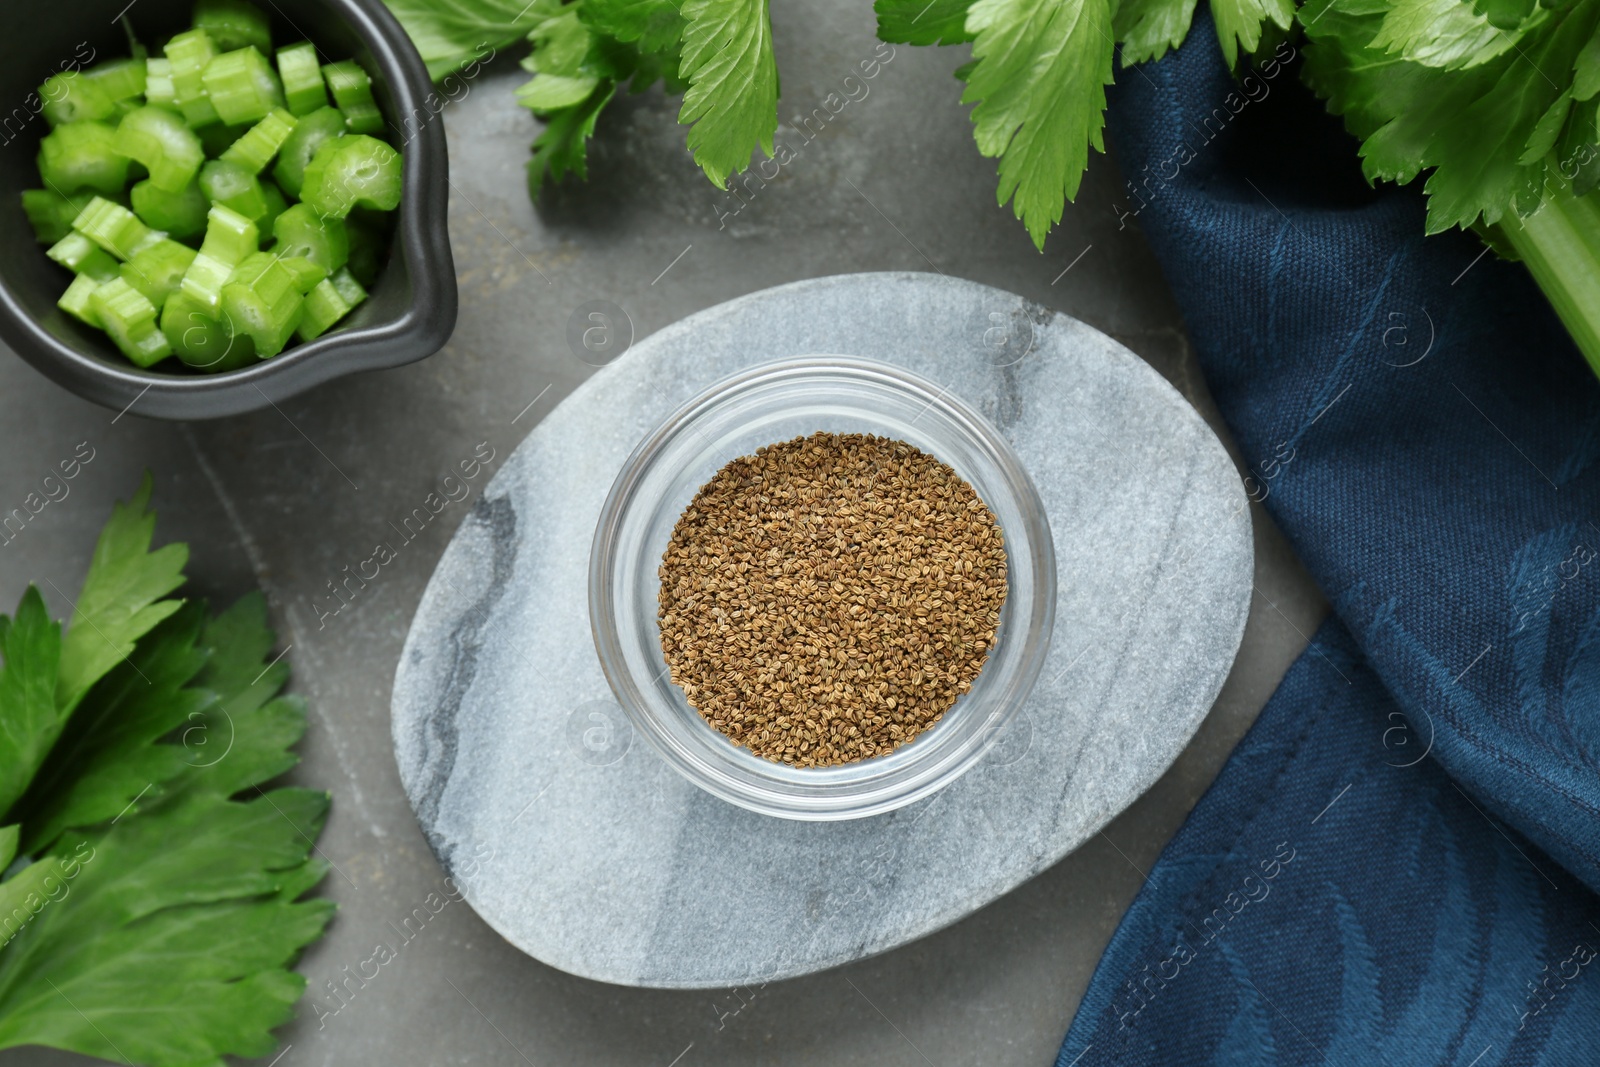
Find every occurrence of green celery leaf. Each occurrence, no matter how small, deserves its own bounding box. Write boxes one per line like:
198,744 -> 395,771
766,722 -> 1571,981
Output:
677,0 -> 780,187
42,791 -> 327,927
187,600 -> 302,801
170,594 -> 305,801
519,0 -> 680,189
519,7 -> 606,109
174,693 -> 307,801
1370,0 -> 1527,69
15,604 -> 209,856
381,0 -> 546,78
1303,0 -> 1600,231
521,1 -> 608,111
519,72 -> 605,108
528,80 -> 618,197
1114,0 -> 1200,65
0,790 -> 332,1066
1475,0 -> 1538,28
0,851 -> 70,951
1514,157 -> 1549,214
611,40 -> 687,92
960,0 -> 1115,248
1420,0 -> 1600,228
1301,0 -> 1490,181
524,2 -> 601,75
582,0 -> 688,52
0,589 -> 63,818
1575,29 -> 1600,98
12,592 -> 299,857
1558,95 -> 1600,194
1210,0 -> 1294,68
191,592 -> 288,714
876,0 -> 976,45
0,487 -> 330,1067
1522,88 -> 1574,162
56,474 -> 187,712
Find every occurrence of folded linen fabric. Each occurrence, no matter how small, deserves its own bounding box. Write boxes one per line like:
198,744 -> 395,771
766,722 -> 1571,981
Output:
1057,10 -> 1600,1063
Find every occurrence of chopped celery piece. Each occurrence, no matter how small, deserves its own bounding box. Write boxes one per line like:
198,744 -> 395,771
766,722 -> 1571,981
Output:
296,279 -> 347,340
258,179 -> 287,236
298,135 -> 401,218
162,290 -> 256,370
72,196 -> 156,260
328,266 -> 366,306
180,203 -> 258,311
27,5 -> 400,371
297,267 -> 365,341
273,203 -> 348,274
271,106 -> 344,197
37,122 -> 128,194
202,47 -> 283,125
194,0 -> 272,54
84,59 -> 147,101
180,256 -> 236,313
195,204 -> 260,265
198,121 -> 250,157
199,157 -> 268,222
222,251 -> 303,356
321,60 -> 381,135
277,42 -> 328,116
121,238 -> 197,308
343,210 -> 385,285
45,232 -> 94,270
46,233 -> 121,281
220,108 -> 297,173
59,274 -> 103,328
91,277 -> 172,366
144,58 -> 175,107
165,28 -> 220,127
130,177 -> 208,238
113,106 -> 205,192
276,253 -> 328,294
22,189 -> 100,244
39,71 -> 116,126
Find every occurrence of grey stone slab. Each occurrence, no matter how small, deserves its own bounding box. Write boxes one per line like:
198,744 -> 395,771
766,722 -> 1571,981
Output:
392,272 -> 1254,988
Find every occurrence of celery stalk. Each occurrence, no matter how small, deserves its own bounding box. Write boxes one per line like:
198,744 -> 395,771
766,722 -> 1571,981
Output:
1499,182 -> 1600,383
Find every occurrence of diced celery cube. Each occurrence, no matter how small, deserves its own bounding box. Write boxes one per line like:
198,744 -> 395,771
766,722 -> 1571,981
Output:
321,60 -> 381,135
72,196 -> 155,260
47,232 -> 121,281
219,108 -> 298,173
113,106 -> 205,192
37,122 -> 128,194
277,42 -> 328,116
59,274 -> 104,327
202,47 -> 284,125
91,277 -> 172,366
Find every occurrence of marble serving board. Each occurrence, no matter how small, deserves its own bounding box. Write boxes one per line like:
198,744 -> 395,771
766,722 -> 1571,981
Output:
391,272 -> 1252,988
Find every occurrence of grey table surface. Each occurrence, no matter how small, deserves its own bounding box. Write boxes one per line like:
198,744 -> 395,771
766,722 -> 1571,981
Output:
0,1 -> 1326,1062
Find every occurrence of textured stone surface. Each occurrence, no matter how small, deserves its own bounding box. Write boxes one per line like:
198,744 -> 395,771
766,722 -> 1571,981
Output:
392,272 -> 1253,987
0,11 -> 1334,1060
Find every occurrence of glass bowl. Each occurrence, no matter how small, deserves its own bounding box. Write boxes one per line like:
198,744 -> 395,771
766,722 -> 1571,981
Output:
589,356 -> 1056,820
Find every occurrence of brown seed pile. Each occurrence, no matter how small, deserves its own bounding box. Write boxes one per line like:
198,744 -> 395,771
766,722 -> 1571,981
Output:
657,431 -> 1008,767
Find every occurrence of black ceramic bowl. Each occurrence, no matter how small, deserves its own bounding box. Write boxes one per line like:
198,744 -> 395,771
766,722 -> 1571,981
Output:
0,0 -> 455,418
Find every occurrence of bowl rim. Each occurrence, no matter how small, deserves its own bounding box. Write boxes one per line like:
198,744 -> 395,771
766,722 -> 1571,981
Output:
589,354 -> 1058,820
0,0 -> 456,420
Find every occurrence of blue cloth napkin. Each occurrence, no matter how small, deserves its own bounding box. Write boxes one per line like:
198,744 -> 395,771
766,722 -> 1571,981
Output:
1057,11 -> 1600,1065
